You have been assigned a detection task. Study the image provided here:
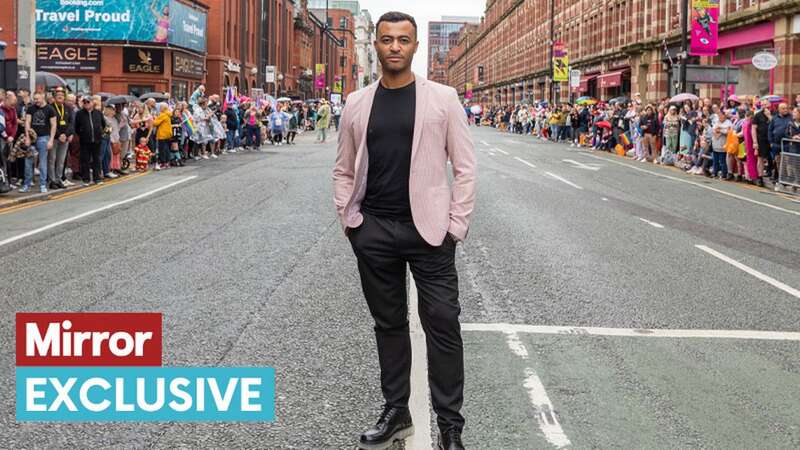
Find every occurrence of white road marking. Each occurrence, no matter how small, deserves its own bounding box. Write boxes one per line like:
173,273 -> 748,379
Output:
524,368 -> 572,449
514,157 -> 537,168
488,152 -> 496,156
695,245 -> 800,300
545,172 -> 583,190
462,322 -> 800,341
505,332 -> 529,359
408,273 -> 433,450
562,159 -> 601,171
639,218 -> 665,229
494,147 -> 510,155
602,197 -> 609,201
0,176 -> 197,248
503,332 -> 571,448
480,140 -> 491,147
585,153 -> 800,217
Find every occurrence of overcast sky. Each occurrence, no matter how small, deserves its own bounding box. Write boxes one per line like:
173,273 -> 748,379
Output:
360,0 -> 486,76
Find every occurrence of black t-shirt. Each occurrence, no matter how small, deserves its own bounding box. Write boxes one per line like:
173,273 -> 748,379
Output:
753,110 -> 770,148
27,104 -> 56,138
361,81 -> 416,219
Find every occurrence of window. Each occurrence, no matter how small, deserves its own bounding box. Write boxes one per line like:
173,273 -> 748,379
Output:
128,85 -> 155,97
63,77 -> 91,95
339,17 -> 347,29
171,80 -> 189,102
341,56 -> 346,68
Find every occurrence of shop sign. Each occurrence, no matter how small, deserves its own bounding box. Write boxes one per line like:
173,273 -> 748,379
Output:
226,60 -> 241,73
751,51 -> 778,71
172,51 -> 204,79
608,57 -> 629,70
672,64 -> 739,85
123,47 -> 164,74
36,45 -> 101,72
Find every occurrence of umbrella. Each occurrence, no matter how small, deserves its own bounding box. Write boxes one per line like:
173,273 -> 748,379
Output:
276,97 -> 291,103
760,95 -> 784,104
470,105 -> 482,114
608,96 -> 630,105
670,93 -> 699,103
106,95 -> 137,106
35,71 -> 68,90
595,120 -> 612,129
95,92 -> 116,101
139,92 -> 169,102
575,96 -> 597,106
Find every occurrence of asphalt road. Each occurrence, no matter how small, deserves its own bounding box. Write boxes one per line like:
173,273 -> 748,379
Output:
2,125 -> 799,449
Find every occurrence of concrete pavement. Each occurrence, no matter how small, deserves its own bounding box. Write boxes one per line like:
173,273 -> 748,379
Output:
2,125 -> 799,449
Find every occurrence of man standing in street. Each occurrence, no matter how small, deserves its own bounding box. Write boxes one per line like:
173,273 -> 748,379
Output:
333,11 -> 476,450
316,100 -> 331,143
49,88 -> 73,190
23,92 -> 57,193
73,96 -> 106,185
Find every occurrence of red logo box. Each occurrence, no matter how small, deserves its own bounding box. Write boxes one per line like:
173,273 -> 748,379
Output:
16,313 -> 162,366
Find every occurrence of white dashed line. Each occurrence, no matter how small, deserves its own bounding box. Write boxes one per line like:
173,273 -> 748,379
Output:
462,323 -> 800,341
480,140 -> 490,146
584,153 -> 800,217
695,245 -> 800,300
514,157 -> 537,168
545,172 -> 583,190
602,197 -> 609,201
0,176 -> 197,248
524,368 -> 572,449
494,147 -> 510,155
408,273 -> 433,450
503,332 -> 571,448
639,218 -> 665,229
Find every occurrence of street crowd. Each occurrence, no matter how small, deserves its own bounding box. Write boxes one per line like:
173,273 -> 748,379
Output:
0,85 -> 339,196
476,93 -> 800,188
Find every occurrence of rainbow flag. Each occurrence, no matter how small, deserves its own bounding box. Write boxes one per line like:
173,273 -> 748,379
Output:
619,132 -> 631,146
182,112 -> 195,137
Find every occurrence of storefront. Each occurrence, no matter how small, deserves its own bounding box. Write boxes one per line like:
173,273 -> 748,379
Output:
34,0 -> 208,96
716,21 -> 775,98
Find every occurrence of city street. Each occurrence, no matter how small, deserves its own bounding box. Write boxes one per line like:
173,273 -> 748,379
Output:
3,126 -> 800,449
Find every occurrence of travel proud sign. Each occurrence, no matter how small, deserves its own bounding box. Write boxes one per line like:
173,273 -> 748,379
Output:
36,0 -> 171,43
552,40 -> 569,82
15,313 -> 275,422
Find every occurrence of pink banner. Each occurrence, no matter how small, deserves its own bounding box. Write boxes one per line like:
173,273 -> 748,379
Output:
690,0 -> 720,56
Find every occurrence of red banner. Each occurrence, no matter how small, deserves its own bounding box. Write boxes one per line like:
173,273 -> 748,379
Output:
16,313 -> 162,366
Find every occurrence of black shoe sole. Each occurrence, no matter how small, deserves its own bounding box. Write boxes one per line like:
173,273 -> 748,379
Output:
357,425 -> 415,450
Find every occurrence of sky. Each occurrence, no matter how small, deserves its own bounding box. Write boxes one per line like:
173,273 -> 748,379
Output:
360,0 -> 486,76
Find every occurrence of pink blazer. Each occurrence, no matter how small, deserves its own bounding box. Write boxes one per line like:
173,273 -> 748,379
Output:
333,75 -> 477,246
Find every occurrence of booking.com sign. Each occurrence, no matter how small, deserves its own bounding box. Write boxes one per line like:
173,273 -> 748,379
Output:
15,313 -> 275,422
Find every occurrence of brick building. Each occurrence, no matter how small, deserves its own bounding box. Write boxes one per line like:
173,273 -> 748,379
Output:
311,8 -> 357,98
428,17 -> 481,85
1,0 -> 209,99
447,0 -> 800,107
293,0 -> 342,99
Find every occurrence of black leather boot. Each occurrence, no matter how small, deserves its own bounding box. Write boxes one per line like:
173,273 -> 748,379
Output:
358,406 -> 414,449
438,428 -> 465,450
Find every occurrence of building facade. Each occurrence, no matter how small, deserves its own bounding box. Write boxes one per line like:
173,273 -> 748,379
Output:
354,9 -> 378,89
447,0 -> 800,107
2,0 -> 209,99
427,17 -> 480,85
311,8 -> 357,98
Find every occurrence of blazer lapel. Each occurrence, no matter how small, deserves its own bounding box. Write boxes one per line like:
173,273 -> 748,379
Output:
411,74 -> 429,163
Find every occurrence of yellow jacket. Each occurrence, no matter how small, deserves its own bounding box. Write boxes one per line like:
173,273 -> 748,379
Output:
152,111 -> 173,140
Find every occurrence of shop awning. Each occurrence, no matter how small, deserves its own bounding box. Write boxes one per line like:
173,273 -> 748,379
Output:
572,75 -> 595,93
598,71 -> 622,88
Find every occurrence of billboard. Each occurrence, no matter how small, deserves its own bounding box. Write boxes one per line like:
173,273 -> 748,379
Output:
168,1 -> 207,52
552,40 -> 569,82
36,0 -> 204,50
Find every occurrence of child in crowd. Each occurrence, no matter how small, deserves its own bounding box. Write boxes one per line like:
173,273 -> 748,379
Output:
134,137 -> 153,172
170,108 -> 184,167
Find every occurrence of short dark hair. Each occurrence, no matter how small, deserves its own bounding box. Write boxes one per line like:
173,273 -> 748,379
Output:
376,11 -> 417,37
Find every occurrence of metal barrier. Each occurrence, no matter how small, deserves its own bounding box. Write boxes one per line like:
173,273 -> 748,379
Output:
778,138 -> 800,190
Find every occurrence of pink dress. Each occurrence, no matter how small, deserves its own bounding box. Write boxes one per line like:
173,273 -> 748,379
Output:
743,118 -> 757,180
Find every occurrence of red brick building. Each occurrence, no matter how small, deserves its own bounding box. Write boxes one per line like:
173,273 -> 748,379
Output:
447,0 -> 800,107
0,0 -> 209,98
293,0 -> 341,99
311,8 -> 357,98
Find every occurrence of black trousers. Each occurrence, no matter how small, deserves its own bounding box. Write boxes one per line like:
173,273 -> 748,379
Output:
348,212 -> 465,433
79,141 -> 102,183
